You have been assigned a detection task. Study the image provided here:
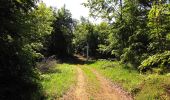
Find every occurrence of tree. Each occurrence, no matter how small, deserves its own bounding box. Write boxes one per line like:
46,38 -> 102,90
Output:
83,0 -> 123,21
73,17 -> 99,57
0,1 -> 54,99
46,6 -> 74,58
84,0 -> 151,66
96,22 -> 112,56
148,0 -> 170,52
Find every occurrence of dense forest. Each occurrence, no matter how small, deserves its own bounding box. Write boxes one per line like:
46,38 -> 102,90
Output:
1,0 -> 170,99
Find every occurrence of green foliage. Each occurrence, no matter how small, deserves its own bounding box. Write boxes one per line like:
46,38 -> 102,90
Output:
139,51 -> 170,74
120,29 -> 150,66
84,0 -> 170,74
148,1 -> 170,52
0,1 -> 54,99
83,0 -> 122,21
96,22 -> 112,55
46,6 -> 74,57
73,18 -> 99,56
28,3 -> 55,37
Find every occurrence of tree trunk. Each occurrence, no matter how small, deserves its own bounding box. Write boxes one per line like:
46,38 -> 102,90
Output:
120,0 -> 123,20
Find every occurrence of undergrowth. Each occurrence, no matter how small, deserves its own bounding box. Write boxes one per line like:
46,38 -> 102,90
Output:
41,63 -> 76,99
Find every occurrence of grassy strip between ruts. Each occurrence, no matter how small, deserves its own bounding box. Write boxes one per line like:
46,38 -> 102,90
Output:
81,66 -> 100,99
88,60 -> 170,100
41,63 -> 76,100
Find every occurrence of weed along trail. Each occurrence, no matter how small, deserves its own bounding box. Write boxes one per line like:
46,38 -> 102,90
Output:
62,64 -> 133,100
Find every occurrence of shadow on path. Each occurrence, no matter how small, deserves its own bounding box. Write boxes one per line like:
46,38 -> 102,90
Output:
61,55 -> 95,65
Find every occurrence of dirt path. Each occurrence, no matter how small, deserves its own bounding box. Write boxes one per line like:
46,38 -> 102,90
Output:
74,67 -> 88,100
61,66 -> 133,100
61,66 -> 89,100
91,69 -> 133,100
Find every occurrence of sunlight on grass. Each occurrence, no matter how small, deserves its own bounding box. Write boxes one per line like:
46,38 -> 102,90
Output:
89,60 -> 170,100
41,64 -> 76,99
89,60 -> 144,92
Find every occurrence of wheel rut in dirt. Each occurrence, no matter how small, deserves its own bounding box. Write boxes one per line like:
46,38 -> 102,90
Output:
91,68 -> 133,100
74,66 -> 88,100
61,65 -> 88,100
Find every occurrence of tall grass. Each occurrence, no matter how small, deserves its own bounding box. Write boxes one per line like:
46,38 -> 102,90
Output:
41,64 -> 76,99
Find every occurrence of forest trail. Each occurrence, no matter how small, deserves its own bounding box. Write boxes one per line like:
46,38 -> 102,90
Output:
61,64 -> 133,100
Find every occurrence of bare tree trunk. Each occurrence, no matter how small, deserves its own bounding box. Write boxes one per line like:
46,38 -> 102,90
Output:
86,42 -> 89,61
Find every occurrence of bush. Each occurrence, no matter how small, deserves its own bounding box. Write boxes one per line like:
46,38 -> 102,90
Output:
139,51 -> 170,74
37,56 -> 60,74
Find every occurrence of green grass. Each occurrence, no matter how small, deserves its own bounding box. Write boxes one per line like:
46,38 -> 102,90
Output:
88,60 -> 170,100
81,66 -> 100,99
41,63 -> 76,100
136,75 -> 170,100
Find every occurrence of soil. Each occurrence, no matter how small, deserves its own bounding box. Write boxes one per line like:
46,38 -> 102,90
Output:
61,66 -> 133,100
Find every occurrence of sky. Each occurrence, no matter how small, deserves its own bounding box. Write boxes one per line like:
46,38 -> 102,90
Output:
41,0 -> 102,23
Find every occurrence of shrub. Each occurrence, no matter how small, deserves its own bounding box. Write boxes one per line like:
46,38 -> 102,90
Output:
139,51 -> 170,74
37,56 -> 60,74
